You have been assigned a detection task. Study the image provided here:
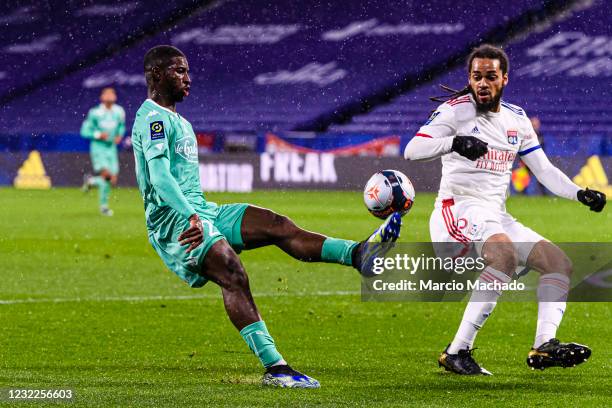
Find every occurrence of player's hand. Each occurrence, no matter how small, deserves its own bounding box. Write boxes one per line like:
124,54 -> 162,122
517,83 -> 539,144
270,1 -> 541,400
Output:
577,188 -> 606,212
452,136 -> 488,161
179,214 -> 204,253
114,136 -> 122,145
99,132 -> 109,141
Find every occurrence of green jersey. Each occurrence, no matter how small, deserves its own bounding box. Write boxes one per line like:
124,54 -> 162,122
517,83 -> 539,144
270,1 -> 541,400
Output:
80,103 -> 126,145
131,99 -> 206,226
81,103 -> 125,175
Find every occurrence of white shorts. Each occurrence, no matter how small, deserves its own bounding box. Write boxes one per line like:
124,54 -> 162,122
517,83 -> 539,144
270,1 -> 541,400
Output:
429,197 -> 547,266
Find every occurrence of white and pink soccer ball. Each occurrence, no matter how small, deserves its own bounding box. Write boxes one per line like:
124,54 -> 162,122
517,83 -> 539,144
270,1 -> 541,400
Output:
363,169 -> 415,219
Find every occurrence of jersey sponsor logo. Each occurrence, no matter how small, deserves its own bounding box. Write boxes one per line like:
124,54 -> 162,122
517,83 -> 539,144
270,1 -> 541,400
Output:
146,110 -> 159,119
507,129 -> 518,145
475,148 -> 517,173
100,118 -> 118,130
471,126 -> 480,134
424,111 -> 440,125
150,121 -> 165,140
175,137 -> 198,162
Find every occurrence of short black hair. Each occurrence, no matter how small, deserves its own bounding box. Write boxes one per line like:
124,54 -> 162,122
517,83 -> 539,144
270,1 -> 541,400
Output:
467,44 -> 509,74
143,45 -> 186,82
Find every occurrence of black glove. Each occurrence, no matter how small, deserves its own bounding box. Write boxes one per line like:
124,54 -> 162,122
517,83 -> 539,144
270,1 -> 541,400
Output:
577,188 -> 606,212
451,136 -> 488,161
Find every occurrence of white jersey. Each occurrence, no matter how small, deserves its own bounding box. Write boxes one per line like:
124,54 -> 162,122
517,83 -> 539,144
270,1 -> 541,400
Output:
415,94 -> 540,210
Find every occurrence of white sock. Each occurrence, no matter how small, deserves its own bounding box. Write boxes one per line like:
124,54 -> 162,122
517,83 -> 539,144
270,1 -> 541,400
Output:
447,267 -> 511,354
534,273 -> 570,348
271,358 -> 288,367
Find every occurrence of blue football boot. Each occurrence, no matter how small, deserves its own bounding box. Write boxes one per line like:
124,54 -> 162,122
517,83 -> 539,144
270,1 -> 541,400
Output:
354,212 -> 402,277
262,364 -> 320,388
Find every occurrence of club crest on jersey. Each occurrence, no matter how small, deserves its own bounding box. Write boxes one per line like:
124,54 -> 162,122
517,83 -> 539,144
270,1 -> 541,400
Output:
507,129 -> 518,145
424,111 -> 440,125
150,121 -> 165,140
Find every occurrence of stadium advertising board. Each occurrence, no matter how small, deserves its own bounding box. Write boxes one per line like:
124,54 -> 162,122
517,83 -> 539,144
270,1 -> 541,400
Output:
1,152 -> 610,196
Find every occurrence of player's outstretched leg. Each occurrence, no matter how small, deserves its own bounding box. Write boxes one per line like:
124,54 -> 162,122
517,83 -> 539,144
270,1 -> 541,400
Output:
524,241 -> 590,370
239,206 -> 401,276
202,239 -> 320,388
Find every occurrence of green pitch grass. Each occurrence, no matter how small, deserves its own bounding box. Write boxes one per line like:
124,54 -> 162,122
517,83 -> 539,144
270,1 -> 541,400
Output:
0,188 -> 610,407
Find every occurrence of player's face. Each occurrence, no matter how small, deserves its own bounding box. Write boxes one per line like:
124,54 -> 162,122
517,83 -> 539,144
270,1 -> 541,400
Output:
161,56 -> 191,103
100,88 -> 117,106
469,58 -> 508,111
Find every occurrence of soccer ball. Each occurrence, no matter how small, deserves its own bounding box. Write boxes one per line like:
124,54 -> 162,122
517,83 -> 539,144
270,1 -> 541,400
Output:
363,170 -> 415,219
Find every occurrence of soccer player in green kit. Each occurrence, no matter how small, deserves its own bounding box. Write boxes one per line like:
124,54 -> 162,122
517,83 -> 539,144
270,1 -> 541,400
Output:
80,87 -> 126,216
131,45 -> 402,388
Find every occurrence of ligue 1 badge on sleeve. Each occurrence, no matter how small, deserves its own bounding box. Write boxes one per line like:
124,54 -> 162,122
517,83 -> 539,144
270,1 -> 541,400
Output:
150,121 -> 165,140
507,129 -> 518,145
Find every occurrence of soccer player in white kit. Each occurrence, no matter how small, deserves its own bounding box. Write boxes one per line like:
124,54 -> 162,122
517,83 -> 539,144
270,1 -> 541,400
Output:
404,44 -> 606,375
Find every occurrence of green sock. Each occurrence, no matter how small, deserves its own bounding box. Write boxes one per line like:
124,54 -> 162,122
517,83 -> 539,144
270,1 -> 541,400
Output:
321,237 -> 358,266
240,321 -> 283,368
99,179 -> 110,207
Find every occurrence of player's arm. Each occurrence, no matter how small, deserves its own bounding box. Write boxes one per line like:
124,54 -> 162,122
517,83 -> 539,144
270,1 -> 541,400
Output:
404,107 -> 488,161
147,157 -> 196,219
521,148 -> 606,212
80,109 -> 97,139
142,119 -> 203,251
115,107 -> 126,144
147,156 -> 204,251
80,109 -> 109,141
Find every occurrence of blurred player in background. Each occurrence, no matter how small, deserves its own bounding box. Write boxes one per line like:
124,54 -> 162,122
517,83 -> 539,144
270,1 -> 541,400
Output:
405,44 -> 606,375
80,87 -> 126,216
131,45 -> 401,388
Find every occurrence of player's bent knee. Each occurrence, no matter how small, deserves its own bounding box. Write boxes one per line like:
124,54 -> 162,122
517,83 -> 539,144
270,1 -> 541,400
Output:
203,241 -> 250,291
530,241 -> 573,276
223,256 -> 249,291
546,250 -> 573,277
482,234 -> 518,273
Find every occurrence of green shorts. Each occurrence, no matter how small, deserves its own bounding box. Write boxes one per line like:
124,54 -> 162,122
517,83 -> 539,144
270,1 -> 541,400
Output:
91,144 -> 119,175
147,202 -> 249,288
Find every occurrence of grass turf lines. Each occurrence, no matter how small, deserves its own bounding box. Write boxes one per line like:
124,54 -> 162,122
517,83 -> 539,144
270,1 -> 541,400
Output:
1,188 -> 611,407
